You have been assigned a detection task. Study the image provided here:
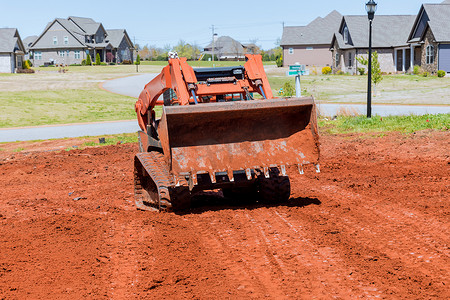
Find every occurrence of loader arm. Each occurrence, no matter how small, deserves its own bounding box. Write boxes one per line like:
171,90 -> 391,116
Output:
135,54 -> 273,132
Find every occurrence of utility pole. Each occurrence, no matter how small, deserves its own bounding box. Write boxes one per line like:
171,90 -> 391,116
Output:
211,25 -> 215,62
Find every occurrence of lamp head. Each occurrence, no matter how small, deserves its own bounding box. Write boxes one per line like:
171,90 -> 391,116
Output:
366,0 -> 377,20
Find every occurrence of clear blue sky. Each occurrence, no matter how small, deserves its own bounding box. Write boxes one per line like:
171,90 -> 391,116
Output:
0,0 -> 442,50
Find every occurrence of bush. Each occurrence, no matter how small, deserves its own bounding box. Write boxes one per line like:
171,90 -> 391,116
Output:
437,70 -> 446,78
100,62 -> 107,66
86,55 -> 92,65
357,67 -> 365,75
336,70 -> 345,75
135,54 -> 141,65
413,65 -> 421,75
16,68 -> 35,73
322,66 -> 332,75
95,53 -> 101,65
109,62 -> 116,65
23,60 -> 30,69
276,56 -> 283,68
69,64 -> 82,66
122,59 -> 132,64
422,72 -> 430,77
26,59 -> 33,67
81,59 -> 86,66
281,81 -> 294,97
201,54 -> 218,61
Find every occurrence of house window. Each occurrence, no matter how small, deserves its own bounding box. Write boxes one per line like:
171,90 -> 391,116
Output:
64,36 -> 68,45
426,45 -> 435,64
74,50 -> 80,59
53,36 -> 58,45
289,48 -> 294,54
335,53 -> 340,67
306,47 -> 313,50
59,51 -> 65,57
35,51 -> 42,60
344,26 -> 349,44
348,53 -> 352,67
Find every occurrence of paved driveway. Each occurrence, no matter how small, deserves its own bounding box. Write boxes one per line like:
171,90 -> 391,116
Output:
102,73 -> 158,98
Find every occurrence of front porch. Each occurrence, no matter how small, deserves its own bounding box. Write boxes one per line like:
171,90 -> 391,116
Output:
394,44 -> 421,73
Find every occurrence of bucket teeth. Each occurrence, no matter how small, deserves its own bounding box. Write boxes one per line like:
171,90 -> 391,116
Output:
280,165 -> 287,176
263,167 -> 270,178
246,168 -> 252,180
227,170 -> 234,182
315,164 -> 321,173
210,173 -> 216,184
298,164 -> 304,175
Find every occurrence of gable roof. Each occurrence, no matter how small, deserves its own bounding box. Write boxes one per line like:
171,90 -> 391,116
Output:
31,18 -> 86,48
408,3 -> 450,43
333,15 -> 416,49
68,16 -> 102,35
105,29 -> 133,48
281,10 -> 342,46
204,36 -> 244,55
0,28 -> 25,53
23,35 -> 38,51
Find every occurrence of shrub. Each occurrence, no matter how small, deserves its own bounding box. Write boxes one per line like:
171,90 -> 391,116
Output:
336,70 -> 345,75
422,72 -> 430,77
16,68 -> 35,73
281,81 -> 294,97
100,62 -> 107,66
357,67 -> 365,75
135,54 -> 141,65
86,55 -> 92,65
122,59 -> 132,64
437,70 -> 446,78
322,66 -> 332,75
413,65 -> 421,75
81,59 -> 86,66
95,53 -> 101,65
276,56 -> 283,68
26,59 -> 33,67
109,62 -> 116,65
69,64 -> 82,66
23,60 -> 30,69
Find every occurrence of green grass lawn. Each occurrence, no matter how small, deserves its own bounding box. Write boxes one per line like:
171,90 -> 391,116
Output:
0,89 -> 136,128
319,113 -> 449,134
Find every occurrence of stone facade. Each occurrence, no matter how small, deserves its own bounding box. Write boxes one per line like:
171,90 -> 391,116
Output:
420,27 -> 438,74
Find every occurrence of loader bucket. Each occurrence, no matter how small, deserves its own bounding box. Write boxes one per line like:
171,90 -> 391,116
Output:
157,97 -> 320,179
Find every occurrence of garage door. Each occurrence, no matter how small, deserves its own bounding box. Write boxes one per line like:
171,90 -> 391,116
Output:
439,44 -> 450,72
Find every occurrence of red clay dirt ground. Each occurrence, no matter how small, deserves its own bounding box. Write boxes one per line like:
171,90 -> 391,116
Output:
0,130 -> 448,299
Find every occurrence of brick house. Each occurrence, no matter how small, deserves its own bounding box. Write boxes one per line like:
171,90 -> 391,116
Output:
407,1 -> 450,74
280,10 -> 342,68
0,28 -> 25,73
330,15 -> 416,74
30,16 -> 134,66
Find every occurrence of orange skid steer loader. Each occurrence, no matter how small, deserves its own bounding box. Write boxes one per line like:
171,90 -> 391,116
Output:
133,53 -> 320,211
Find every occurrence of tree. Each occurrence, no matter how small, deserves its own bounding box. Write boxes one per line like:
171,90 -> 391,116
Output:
86,53 -> 92,65
95,53 -> 101,65
135,54 -> 140,72
356,51 -> 383,95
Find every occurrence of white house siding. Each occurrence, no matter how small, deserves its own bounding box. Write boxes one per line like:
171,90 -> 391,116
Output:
0,54 -> 12,73
283,45 -> 332,67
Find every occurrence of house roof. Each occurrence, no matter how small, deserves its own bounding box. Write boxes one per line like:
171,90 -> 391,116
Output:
68,16 -> 102,35
204,36 -> 245,55
23,35 -> 38,51
409,3 -> 450,43
333,15 -> 416,49
280,10 -> 342,46
105,29 -> 132,48
0,28 -> 25,53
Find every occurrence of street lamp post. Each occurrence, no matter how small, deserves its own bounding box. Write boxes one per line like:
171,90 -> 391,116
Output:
366,0 -> 377,118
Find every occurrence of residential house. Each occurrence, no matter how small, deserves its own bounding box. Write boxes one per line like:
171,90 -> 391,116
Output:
330,15 -> 416,74
280,10 -> 342,67
23,35 -> 37,61
0,28 -> 25,73
203,36 -> 247,60
407,1 -> 450,74
30,16 -> 133,66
